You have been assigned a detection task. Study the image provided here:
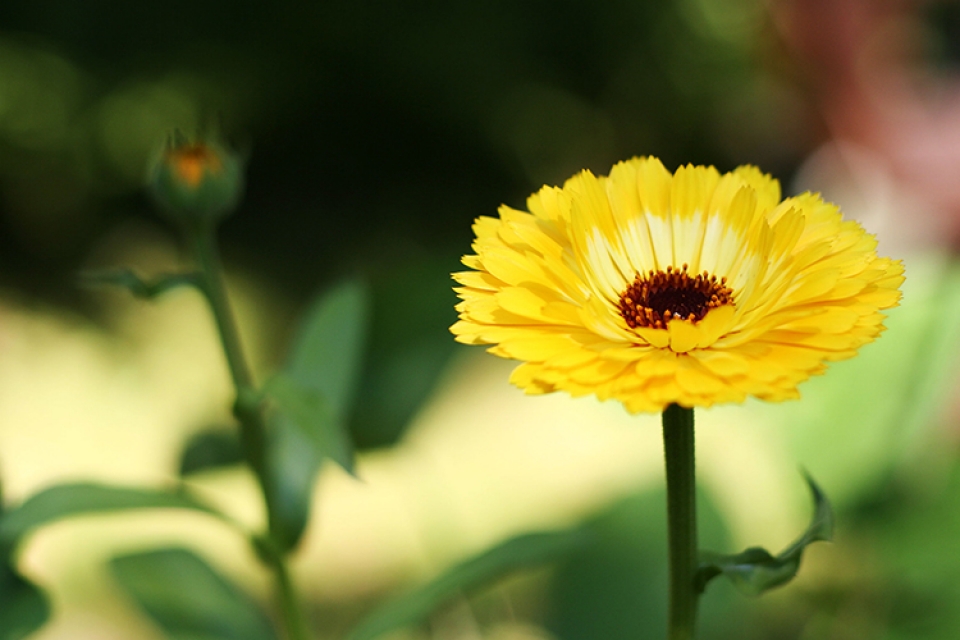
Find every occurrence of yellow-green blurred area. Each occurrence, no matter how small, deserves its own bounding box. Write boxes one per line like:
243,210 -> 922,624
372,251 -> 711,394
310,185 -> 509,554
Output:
3,0 -> 960,639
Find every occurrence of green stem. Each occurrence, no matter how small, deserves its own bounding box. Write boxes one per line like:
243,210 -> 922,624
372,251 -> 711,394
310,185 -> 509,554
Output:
265,544 -> 313,640
190,230 -> 267,482
190,226 -> 311,640
662,404 -> 698,640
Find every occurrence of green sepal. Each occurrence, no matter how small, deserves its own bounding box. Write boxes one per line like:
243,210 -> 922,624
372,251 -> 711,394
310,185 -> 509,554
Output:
148,132 -> 245,227
79,268 -> 202,299
347,530 -> 587,640
179,428 -> 244,476
0,483 -> 232,547
696,472 -> 834,596
110,547 -> 277,640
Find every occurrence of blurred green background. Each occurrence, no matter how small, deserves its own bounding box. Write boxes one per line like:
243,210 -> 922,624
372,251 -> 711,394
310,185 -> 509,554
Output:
2,1 -> 960,639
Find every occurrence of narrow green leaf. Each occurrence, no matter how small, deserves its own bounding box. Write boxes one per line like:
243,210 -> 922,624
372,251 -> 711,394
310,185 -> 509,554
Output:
263,411 -> 319,553
0,474 -> 48,639
286,278 -> 370,421
0,558 -> 49,640
696,472 -> 834,596
0,470 -> 49,639
347,530 -> 587,640
79,269 -> 203,299
349,257 -> 459,449
179,429 -> 243,476
255,278 -> 368,553
263,373 -> 353,473
0,483 -> 227,545
111,547 -> 277,640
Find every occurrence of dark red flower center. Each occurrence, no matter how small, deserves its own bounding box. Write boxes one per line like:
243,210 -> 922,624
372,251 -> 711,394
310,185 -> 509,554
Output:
617,265 -> 733,329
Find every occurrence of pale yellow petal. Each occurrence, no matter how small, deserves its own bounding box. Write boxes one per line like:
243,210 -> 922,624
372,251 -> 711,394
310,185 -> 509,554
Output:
667,318 -> 701,353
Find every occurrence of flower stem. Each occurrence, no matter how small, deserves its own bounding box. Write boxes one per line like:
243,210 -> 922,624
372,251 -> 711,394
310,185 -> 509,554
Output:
662,404 -> 698,640
190,226 -> 311,640
264,542 -> 313,640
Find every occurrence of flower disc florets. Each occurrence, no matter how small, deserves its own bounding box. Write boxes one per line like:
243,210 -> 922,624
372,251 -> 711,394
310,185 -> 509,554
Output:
618,265 -> 733,329
451,157 -> 904,413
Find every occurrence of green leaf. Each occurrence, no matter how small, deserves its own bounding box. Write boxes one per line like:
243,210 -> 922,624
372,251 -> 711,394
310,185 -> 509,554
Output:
179,429 -> 243,476
0,483 -> 227,546
696,472 -> 834,596
262,411 -> 320,553
79,269 -> 202,299
260,373 -> 353,552
0,557 -> 49,640
0,475 -> 48,639
255,278 -> 368,553
347,530 -> 587,640
111,547 -> 277,640
263,373 -> 353,473
349,256 -> 459,449
286,278 -> 370,421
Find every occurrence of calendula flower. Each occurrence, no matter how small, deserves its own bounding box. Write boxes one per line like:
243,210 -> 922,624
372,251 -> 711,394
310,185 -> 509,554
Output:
451,157 -> 903,413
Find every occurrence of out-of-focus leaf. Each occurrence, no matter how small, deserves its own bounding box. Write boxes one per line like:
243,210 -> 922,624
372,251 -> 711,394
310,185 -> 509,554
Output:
260,374 -> 351,549
860,461 -> 960,636
111,547 -> 277,640
0,472 -> 47,639
263,373 -> 352,474
179,429 -> 243,476
256,279 -> 366,552
347,530 -> 586,640
351,258 -> 459,449
262,410 -> 319,553
697,473 -> 833,596
0,483 -> 227,545
0,553 -> 49,640
79,268 -> 202,299
547,486 -> 739,640
286,277 -> 369,421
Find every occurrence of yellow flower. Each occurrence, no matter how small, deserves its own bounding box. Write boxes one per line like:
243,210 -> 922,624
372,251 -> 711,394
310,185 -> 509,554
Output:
451,157 -> 904,413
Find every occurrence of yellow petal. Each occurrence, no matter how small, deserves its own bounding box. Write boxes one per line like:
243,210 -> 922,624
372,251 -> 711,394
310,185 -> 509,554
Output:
667,318 -> 701,353
635,326 -> 669,348
676,359 -> 727,395
695,304 -> 736,348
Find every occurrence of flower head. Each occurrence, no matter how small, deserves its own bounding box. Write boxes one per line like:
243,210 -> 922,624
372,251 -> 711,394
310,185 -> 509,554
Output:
149,132 -> 244,226
451,157 -> 903,413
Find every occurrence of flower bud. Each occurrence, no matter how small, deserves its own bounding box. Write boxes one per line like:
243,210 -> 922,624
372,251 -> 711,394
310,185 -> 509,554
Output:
148,133 -> 244,227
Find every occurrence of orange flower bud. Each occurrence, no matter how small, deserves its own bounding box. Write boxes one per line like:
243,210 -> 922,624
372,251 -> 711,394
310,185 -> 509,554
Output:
149,133 -> 244,227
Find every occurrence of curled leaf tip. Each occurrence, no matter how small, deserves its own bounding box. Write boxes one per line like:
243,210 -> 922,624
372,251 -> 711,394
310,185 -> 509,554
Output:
696,471 -> 834,596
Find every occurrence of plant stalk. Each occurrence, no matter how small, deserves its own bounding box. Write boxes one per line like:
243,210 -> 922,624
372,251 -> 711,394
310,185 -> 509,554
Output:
265,543 -> 313,640
190,225 -> 311,640
662,404 -> 698,640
